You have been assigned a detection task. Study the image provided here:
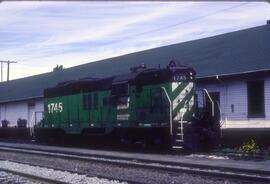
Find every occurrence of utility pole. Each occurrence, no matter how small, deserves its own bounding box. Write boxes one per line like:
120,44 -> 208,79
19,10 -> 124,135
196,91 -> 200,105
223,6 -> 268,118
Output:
0,60 -> 18,82
1,62 -> 2,82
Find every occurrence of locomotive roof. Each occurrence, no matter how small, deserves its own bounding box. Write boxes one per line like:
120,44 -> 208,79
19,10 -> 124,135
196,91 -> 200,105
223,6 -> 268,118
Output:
110,64 -> 194,85
44,77 -> 114,98
44,68 -> 146,98
45,65 -> 195,98
0,23 -> 270,103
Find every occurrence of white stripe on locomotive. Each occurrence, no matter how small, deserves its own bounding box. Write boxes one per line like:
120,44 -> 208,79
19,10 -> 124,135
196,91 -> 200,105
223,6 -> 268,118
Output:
172,82 -> 181,92
172,83 -> 193,110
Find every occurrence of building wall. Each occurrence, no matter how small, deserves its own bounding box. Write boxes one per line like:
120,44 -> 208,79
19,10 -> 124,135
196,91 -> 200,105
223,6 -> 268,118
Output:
196,77 -> 270,129
0,99 -> 44,127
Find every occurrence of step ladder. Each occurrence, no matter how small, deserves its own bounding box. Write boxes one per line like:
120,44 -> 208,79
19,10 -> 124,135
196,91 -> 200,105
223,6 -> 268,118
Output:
171,120 -> 187,151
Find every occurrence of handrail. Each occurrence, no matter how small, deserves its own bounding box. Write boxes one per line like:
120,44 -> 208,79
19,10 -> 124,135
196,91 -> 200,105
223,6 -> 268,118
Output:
31,111 -> 44,137
161,87 -> 173,135
203,88 -> 214,117
180,110 -> 184,140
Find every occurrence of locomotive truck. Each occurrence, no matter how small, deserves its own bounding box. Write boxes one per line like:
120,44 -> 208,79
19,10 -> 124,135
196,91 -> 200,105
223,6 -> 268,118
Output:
35,60 -> 220,151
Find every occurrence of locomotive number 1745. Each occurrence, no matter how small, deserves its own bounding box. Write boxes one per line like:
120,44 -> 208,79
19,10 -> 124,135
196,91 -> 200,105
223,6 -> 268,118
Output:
47,102 -> 63,114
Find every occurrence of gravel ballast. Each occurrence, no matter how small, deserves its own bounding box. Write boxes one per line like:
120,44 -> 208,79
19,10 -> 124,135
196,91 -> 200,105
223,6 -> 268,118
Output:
0,150 -> 263,184
0,171 -> 40,184
0,160 -> 125,184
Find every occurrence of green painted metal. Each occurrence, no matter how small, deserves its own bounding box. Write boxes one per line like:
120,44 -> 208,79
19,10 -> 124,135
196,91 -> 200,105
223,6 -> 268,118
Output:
39,80 -> 194,135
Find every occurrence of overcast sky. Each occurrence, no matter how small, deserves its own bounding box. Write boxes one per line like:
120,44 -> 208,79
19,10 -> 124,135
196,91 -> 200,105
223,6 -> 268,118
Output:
1,2 -> 270,80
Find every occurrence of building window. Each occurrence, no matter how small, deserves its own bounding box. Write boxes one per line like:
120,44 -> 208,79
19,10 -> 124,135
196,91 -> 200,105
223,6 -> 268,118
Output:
247,80 -> 265,118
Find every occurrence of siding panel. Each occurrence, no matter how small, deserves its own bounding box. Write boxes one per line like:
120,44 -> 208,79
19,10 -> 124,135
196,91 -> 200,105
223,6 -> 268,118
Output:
197,77 -> 270,129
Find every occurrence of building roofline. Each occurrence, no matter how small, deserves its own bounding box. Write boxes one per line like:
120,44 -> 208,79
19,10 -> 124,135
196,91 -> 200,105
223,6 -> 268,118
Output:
1,69 -> 270,103
2,24 -> 268,84
197,68 -> 270,79
0,23 -> 269,103
197,69 -> 270,85
0,95 -> 44,104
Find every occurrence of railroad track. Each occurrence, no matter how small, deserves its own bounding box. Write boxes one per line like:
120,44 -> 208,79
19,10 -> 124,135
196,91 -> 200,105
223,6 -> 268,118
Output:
0,158 -> 129,184
0,144 -> 269,183
0,167 -> 67,184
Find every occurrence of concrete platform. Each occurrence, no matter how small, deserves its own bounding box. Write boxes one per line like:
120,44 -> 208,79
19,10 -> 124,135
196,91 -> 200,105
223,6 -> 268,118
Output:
0,141 -> 269,174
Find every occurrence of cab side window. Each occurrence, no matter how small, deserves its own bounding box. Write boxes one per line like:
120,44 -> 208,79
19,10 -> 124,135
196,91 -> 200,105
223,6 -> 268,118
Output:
93,93 -> 98,109
83,94 -> 92,110
83,93 -> 99,110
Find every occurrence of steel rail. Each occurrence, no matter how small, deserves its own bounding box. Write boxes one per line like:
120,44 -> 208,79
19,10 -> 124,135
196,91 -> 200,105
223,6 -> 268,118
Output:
0,145 -> 269,183
0,158 -> 141,184
0,166 -> 68,184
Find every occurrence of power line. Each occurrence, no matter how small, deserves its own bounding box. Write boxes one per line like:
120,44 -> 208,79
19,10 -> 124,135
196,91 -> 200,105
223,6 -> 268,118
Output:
104,2 -> 250,46
0,3 -> 250,81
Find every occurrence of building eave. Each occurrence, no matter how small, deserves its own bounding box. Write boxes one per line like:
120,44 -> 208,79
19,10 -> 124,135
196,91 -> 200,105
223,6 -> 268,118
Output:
196,69 -> 270,84
1,69 -> 270,103
0,95 -> 44,104
197,68 -> 270,79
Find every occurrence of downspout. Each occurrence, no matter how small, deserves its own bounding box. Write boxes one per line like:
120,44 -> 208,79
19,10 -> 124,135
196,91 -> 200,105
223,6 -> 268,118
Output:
216,75 -> 226,128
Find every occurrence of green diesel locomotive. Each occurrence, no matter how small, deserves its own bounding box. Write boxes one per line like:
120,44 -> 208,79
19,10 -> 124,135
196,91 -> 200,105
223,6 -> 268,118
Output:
35,61 -> 220,151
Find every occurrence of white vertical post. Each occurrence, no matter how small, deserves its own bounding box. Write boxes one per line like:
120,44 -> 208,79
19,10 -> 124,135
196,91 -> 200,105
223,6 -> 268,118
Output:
1,62 -> 3,82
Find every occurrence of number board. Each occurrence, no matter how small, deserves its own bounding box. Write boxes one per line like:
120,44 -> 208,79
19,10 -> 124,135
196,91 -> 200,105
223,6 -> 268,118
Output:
47,102 -> 63,114
173,74 -> 187,82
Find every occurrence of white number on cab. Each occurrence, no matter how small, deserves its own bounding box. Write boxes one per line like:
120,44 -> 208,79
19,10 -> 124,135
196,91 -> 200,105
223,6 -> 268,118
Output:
48,102 -> 63,114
